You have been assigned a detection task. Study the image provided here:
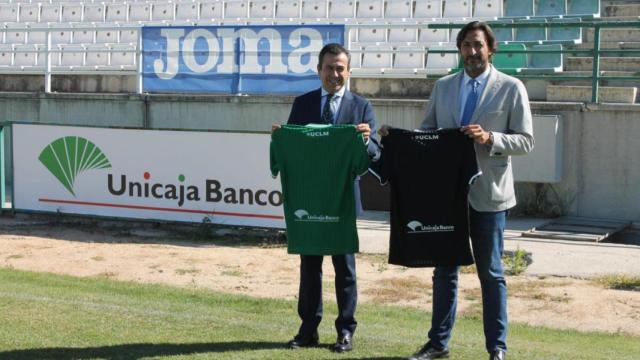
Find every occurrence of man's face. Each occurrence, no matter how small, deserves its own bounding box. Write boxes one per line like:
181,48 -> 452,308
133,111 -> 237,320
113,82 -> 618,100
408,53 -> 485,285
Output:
317,52 -> 350,94
459,29 -> 492,76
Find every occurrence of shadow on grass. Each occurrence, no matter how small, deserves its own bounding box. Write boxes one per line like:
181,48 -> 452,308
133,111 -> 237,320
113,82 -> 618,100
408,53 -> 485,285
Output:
0,341 -> 406,359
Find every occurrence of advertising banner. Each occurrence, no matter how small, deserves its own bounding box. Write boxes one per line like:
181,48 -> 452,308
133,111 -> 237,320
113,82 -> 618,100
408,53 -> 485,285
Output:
143,24 -> 345,94
12,124 -> 285,228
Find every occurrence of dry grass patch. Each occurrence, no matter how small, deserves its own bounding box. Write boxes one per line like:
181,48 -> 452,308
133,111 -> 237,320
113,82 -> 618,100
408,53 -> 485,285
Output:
594,274 -> 640,291
363,276 -> 431,303
174,268 -> 200,275
509,279 -> 572,303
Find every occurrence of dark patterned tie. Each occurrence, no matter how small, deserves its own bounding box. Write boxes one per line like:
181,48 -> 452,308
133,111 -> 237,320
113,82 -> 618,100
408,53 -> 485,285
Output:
322,93 -> 334,124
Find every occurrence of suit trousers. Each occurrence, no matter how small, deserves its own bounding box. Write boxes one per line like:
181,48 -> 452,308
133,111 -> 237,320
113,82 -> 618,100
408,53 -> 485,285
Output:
428,208 -> 508,353
297,254 -> 358,337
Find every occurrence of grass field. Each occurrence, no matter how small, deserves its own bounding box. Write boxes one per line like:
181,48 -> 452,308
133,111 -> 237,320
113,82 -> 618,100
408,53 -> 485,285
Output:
0,268 -> 638,360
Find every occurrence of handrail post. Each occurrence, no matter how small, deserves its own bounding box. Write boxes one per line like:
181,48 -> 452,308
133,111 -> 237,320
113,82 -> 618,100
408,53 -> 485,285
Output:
591,24 -> 601,103
45,29 -> 51,93
137,27 -> 143,94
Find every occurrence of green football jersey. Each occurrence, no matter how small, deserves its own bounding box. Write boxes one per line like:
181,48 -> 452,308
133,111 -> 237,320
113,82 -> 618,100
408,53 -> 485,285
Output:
270,124 -> 371,255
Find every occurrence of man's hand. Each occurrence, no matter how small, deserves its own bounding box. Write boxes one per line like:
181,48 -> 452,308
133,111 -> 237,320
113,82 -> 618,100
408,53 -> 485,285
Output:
271,124 -> 281,133
461,124 -> 492,145
356,123 -> 371,142
377,125 -> 391,137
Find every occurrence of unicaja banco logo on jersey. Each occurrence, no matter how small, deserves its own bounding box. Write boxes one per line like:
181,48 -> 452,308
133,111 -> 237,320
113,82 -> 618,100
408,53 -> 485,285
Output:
39,136 -> 112,196
294,209 -> 339,222
407,221 -> 454,233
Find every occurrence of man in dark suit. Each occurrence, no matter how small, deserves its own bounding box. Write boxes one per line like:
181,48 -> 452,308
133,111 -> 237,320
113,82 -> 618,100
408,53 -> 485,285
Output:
272,43 -> 378,353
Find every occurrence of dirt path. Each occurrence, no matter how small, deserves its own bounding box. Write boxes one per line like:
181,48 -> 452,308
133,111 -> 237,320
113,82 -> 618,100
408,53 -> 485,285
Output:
1,218 -> 639,336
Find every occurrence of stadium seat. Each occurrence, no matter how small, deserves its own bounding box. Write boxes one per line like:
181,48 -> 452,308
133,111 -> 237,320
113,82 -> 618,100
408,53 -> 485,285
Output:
51,28 -> 72,45
26,26 -> 46,45
504,0 -> 533,17
176,1 -> 199,21
362,45 -> 393,69
358,26 -> 386,43
388,23 -> 418,43
536,0 -> 566,17
119,29 -> 138,44
442,0 -> 472,19
514,19 -> 546,44
0,44 -> 12,66
85,44 -> 109,67
492,43 -> 526,74
41,4 -> 61,23
106,3 -> 128,22
95,25 -> 118,44
349,45 -> 361,68
275,0 -> 300,18
4,28 -> 26,45
128,3 -> 150,22
522,44 -> 563,73
393,45 -> 425,69
250,0 -> 276,18
0,4 -> 18,22
548,17 -> 582,44
567,0 -> 600,18
450,27 -> 461,44
19,3 -> 39,23
83,3 -> 105,22
301,0 -> 327,19
13,44 -> 37,67
491,20 -> 514,43
418,25 -> 448,44
61,4 -> 83,23
384,0 -> 412,19
329,0 -> 354,19
59,44 -> 85,67
357,0 -> 383,19
152,3 -> 176,21
225,0 -> 249,19
414,0 -> 442,19
110,44 -> 136,69
474,0 -> 503,19
426,45 -> 458,74
72,28 -> 94,44
200,0 -> 224,20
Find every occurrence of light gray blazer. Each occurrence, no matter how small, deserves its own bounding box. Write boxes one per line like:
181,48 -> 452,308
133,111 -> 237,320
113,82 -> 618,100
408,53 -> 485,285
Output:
420,65 -> 534,212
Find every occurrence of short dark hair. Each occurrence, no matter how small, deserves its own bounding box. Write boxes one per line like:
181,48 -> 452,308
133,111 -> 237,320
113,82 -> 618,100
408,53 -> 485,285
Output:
318,43 -> 351,69
456,21 -> 497,54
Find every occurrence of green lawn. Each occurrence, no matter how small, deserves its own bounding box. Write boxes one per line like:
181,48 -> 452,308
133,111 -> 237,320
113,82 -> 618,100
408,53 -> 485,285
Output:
0,268 -> 638,359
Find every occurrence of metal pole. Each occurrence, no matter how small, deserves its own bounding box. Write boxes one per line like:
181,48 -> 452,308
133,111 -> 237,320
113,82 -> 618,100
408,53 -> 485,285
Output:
45,30 -> 51,93
137,27 -> 144,94
591,24 -> 601,103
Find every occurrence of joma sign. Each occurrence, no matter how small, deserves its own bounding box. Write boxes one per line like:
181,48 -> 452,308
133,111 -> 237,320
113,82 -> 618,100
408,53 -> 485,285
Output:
143,25 -> 345,94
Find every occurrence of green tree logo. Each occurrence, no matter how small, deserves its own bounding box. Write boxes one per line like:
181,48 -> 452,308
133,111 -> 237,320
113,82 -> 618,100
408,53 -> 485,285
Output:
39,136 -> 112,196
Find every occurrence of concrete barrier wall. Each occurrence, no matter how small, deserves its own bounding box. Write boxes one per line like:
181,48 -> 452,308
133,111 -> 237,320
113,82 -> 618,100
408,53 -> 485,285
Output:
0,93 -> 638,222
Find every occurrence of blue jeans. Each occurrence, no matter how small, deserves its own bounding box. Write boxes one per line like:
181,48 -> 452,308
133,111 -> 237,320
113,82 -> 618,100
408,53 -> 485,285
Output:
428,208 -> 508,353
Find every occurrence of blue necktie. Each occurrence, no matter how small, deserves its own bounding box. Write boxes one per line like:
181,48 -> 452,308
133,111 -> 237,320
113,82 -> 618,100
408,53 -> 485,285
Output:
322,94 -> 334,124
461,79 -> 479,126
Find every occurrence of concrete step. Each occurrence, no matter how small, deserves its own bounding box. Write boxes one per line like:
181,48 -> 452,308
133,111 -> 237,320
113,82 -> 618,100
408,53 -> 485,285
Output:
585,28 -> 640,43
565,57 -> 640,71
572,41 -> 640,50
547,85 -> 637,103
605,4 -> 640,17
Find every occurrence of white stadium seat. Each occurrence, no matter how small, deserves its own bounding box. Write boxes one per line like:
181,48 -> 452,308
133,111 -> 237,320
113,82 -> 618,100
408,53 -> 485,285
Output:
26,26 -> 46,45
474,0 -> 503,18
349,45 -> 361,68
83,4 -> 105,22
106,3 -> 128,22
358,26 -> 386,43
301,0 -> 327,18
176,1 -> 199,21
328,0 -> 353,19
119,28 -> 138,44
61,4 -> 83,23
385,0 -> 412,19
59,44 -> 85,66
85,44 -> 109,66
95,24 -> 118,44
393,46 -> 425,69
442,0 -> 472,19
0,4 -> 18,22
389,26 -> 417,43
414,0 -> 442,19
362,45 -> 392,69
4,28 -> 26,45
357,0 -> 383,19
152,3 -> 175,21
225,0 -> 249,18
19,4 -> 40,23
110,43 -> 136,68
275,0 -> 300,18
41,4 -> 61,23
51,27 -> 72,45
418,20 -> 449,44
72,28 -> 95,44
14,44 -> 37,67
426,46 -> 458,74
129,3 -> 152,22
250,0 -> 275,18
200,0 -> 224,20
0,44 -> 13,66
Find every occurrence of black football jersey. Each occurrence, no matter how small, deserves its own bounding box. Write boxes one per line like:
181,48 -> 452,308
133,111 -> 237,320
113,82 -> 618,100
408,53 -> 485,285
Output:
370,128 -> 481,267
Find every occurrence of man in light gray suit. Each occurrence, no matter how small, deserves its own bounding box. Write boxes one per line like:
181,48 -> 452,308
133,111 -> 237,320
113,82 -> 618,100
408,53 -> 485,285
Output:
381,21 -> 534,360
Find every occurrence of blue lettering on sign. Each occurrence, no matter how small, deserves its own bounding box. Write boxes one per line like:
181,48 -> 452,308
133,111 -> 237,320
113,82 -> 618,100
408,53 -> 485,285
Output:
142,25 -> 345,95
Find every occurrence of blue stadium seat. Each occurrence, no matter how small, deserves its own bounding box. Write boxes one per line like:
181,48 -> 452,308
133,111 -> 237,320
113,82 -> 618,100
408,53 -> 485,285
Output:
504,0 -> 534,17
536,0 -> 566,17
548,18 -> 582,44
522,44 -> 563,74
567,0 -> 601,18
492,20 -> 514,43
514,19 -> 546,44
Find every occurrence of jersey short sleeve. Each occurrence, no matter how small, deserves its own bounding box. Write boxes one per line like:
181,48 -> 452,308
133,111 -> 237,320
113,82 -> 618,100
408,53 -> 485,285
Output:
351,131 -> 371,177
269,135 -> 280,178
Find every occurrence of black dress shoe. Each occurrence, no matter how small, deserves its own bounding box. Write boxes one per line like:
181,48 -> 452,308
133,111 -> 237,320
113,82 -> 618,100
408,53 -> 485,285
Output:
286,332 -> 319,349
489,349 -> 506,360
331,334 -> 353,353
407,343 -> 449,360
